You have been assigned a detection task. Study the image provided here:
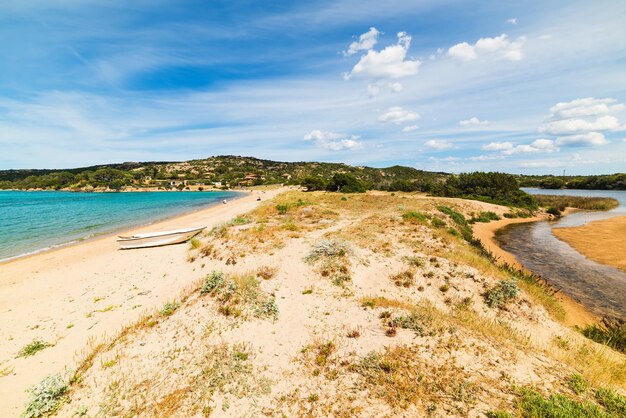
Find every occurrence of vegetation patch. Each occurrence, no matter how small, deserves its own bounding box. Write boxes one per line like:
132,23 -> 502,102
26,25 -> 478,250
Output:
17,340 -> 53,358
390,270 -> 415,287
200,271 -> 279,320
580,317 -> 626,354
402,211 -> 428,223
22,374 -> 68,418
484,279 -> 520,308
469,211 -> 500,223
534,195 -> 619,211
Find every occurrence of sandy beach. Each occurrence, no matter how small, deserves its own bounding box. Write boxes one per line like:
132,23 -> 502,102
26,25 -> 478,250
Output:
553,215 -> 626,273
0,187 -> 285,415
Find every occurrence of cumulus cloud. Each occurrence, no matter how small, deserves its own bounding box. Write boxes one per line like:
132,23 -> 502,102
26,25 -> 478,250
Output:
345,27 -> 380,56
482,141 -> 513,151
424,139 -> 453,150
502,139 -> 559,155
555,132 -> 609,146
447,33 -> 525,62
541,115 -> 621,135
459,117 -> 489,127
346,31 -> 421,80
402,125 -> 419,132
549,97 -> 625,118
303,129 -> 362,151
378,106 -> 420,124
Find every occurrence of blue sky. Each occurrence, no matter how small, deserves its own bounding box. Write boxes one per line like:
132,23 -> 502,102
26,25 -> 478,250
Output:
1,0 -> 625,174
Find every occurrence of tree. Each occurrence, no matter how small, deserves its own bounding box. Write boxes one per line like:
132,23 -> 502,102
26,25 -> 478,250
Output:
301,176 -> 327,191
325,173 -> 367,193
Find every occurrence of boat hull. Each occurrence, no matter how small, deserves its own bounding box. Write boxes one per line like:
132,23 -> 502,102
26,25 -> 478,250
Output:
117,227 -> 205,249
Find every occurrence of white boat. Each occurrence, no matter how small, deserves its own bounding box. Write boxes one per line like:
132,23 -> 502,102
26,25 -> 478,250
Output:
117,226 -> 206,249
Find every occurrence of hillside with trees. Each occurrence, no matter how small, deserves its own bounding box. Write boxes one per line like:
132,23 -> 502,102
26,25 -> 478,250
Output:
517,173 -> 626,190
0,156 -> 446,192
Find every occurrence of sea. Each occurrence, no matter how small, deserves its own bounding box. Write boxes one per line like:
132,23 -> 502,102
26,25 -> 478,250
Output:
0,190 -> 240,262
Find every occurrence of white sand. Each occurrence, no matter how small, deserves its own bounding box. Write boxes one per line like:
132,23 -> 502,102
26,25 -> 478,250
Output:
0,187 -> 285,415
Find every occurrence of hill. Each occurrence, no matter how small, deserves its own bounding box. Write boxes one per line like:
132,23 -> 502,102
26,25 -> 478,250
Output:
0,156 -> 446,191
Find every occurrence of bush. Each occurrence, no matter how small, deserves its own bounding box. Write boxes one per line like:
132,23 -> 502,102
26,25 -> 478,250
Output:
22,374 -> 67,418
469,211 -> 500,223
402,211 -> 428,222
305,239 -> 352,262
484,279 -> 519,308
326,173 -> 367,193
546,206 -> 562,217
17,340 -> 52,358
276,204 -> 289,214
201,271 -> 225,294
301,176 -> 327,191
581,317 -> 626,354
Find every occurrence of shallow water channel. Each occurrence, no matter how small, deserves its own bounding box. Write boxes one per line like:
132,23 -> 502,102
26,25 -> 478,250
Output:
495,188 -> 626,320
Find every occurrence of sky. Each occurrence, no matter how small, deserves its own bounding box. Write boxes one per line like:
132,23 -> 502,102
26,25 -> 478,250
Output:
1,0 -> 625,174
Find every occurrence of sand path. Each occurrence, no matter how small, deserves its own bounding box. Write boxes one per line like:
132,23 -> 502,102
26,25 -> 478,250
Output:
0,187 -> 285,415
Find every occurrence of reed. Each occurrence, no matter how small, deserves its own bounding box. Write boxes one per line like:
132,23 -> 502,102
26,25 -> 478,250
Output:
534,195 -> 619,211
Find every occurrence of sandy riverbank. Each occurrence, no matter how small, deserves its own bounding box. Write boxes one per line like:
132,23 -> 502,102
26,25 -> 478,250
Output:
472,210 -> 597,327
553,215 -> 626,273
0,187 -> 286,415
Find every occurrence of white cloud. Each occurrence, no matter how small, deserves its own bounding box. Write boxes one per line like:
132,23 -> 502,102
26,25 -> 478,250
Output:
447,33 -> 525,62
402,125 -> 419,132
507,18 -> 518,25
502,138 -> 559,155
555,132 -> 609,146
345,27 -> 380,56
367,80 -> 403,97
549,97 -> 625,118
459,116 -> 489,127
424,139 -> 453,150
346,31 -> 421,80
540,115 -> 621,135
303,129 -> 362,151
378,106 -> 420,124
482,141 -> 513,151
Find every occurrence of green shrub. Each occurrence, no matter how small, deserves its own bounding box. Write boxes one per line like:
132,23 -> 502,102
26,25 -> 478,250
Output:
581,318 -> 626,354
567,373 -> 589,394
484,279 -> 519,308
595,387 -> 626,416
276,204 -> 289,214
469,211 -> 501,223
201,271 -> 225,294
402,211 -> 428,222
22,374 -> 67,418
325,173 -> 367,193
160,302 -> 179,316
515,388 -> 617,418
17,340 -> 52,358
546,206 -> 562,217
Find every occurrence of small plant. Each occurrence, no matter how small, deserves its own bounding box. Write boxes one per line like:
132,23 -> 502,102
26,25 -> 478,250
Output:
390,270 -> 414,287
17,340 -> 52,358
347,328 -> 361,338
484,279 -> 520,308
439,284 -> 450,293
257,265 -> 278,280
469,211 -> 501,223
431,217 -> 446,228
402,211 -> 428,222
379,311 -> 392,319
302,288 -> 313,295
189,237 -> 202,249
385,327 -> 397,337
276,204 -> 289,214
305,239 -> 352,262
308,393 -> 319,402
580,317 -> 626,354
567,373 -> 589,395
256,298 -> 280,321
546,206 -> 562,217
201,271 -> 225,294
160,302 -> 179,316
22,374 -> 67,418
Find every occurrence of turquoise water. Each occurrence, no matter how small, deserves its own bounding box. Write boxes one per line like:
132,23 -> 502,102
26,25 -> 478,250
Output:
0,190 -> 239,261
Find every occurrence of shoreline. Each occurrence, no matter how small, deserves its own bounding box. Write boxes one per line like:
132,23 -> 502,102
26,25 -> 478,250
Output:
0,190 -> 246,265
472,210 -> 598,327
0,186 -> 286,414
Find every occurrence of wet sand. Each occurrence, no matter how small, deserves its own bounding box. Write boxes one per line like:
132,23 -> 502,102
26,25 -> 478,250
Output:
553,215 -> 626,273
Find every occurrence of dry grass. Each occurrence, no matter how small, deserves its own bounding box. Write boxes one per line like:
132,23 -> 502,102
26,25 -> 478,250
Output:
360,295 -> 413,310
